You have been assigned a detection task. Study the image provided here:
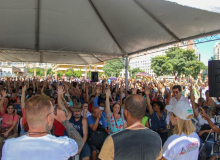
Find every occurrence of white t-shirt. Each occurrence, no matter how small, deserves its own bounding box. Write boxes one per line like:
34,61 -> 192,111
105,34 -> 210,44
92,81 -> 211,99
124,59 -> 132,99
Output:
163,132 -> 200,160
2,134 -> 78,160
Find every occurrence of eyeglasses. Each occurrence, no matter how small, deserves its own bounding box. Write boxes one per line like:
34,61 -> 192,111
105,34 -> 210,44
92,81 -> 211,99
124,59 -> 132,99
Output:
47,108 -> 57,117
7,108 -> 14,110
173,91 -> 179,94
125,108 -> 131,113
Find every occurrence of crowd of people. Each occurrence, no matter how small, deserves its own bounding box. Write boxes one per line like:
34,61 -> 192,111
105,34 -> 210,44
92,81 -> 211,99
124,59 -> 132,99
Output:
0,75 -> 219,160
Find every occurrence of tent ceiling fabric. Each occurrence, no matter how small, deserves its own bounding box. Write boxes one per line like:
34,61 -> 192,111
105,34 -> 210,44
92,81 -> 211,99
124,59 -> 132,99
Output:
0,0 -> 220,64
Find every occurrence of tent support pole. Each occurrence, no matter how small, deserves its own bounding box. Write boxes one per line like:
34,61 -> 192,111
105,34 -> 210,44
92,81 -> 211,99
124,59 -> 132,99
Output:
88,0 -> 126,56
133,0 -> 180,41
36,0 -> 40,52
125,56 -> 128,91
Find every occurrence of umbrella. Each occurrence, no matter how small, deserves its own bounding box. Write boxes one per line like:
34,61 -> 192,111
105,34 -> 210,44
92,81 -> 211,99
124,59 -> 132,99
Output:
135,72 -> 152,78
109,77 -> 117,81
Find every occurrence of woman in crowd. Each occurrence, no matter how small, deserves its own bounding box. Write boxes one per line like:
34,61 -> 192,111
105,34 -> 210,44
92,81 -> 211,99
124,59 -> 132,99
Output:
162,101 -> 200,160
105,88 -> 126,134
0,90 -> 18,156
191,93 -> 214,159
145,85 -> 167,145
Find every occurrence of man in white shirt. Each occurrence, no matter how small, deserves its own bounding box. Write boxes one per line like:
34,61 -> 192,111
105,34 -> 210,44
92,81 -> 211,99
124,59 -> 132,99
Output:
167,85 -> 190,131
2,95 -> 83,160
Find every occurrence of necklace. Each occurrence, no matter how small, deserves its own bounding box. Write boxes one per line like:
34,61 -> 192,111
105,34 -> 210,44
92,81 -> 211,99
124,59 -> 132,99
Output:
27,132 -> 48,136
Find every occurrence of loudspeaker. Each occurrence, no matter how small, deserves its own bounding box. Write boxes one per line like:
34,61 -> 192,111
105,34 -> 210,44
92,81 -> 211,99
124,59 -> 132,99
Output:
208,60 -> 220,97
91,72 -> 99,82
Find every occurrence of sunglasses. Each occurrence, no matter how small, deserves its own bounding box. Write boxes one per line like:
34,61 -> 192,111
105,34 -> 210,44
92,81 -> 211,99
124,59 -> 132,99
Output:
173,91 -> 179,94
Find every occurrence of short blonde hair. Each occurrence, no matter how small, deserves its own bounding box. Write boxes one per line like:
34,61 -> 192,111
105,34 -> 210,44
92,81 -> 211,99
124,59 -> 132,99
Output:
25,95 -> 52,126
173,114 -> 195,136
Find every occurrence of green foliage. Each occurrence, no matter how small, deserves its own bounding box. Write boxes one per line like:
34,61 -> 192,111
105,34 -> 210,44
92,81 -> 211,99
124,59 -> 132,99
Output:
65,69 -> 74,77
28,67 -> 44,77
103,59 -> 125,77
47,68 -> 54,75
151,47 -> 205,78
74,69 -> 82,78
57,71 -> 64,78
131,68 -> 145,78
209,56 -> 216,61
99,72 -> 103,77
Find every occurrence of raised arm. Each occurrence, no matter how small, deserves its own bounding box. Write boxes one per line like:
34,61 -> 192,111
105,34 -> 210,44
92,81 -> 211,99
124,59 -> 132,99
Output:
191,93 -> 199,118
58,86 -> 70,116
21,85 -> 26,109
55,109 -> 83,151
0,90 -> 7,114
145,85 -> 153,115
85,83 -> 90,104
105,88 -> 111,122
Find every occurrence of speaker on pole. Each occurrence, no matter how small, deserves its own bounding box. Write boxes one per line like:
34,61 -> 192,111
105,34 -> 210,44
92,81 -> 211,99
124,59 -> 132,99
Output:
91,72 -> 99,82
208,60 -> 220,97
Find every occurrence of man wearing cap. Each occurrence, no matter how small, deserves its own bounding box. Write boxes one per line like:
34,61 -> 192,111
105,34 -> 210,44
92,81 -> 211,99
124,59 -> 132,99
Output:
63,102 -> 91,160
162,101 -> 200,160
57,86 -> 91,160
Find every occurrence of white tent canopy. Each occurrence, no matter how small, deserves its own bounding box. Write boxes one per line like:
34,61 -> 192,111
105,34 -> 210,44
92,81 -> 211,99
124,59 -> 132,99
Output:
1,0 -> 220,64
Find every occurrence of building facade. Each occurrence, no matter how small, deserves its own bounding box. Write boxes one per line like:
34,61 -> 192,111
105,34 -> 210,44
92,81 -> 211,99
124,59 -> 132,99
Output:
52,62 -> 105,79
129,40 -> 200,77
214,42 -> 220,60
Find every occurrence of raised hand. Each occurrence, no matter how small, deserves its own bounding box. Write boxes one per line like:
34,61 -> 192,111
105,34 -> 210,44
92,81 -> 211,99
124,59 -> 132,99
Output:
144,85 -> 150,95
58,86 -> 64,95
1,90 -> 7,98
105,88 -> 111,97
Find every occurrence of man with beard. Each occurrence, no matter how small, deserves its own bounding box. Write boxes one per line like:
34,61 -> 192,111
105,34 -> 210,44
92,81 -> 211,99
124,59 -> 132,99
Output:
62,102 -> 90,160
57,86 -> 91,160
99,94 -> 162,160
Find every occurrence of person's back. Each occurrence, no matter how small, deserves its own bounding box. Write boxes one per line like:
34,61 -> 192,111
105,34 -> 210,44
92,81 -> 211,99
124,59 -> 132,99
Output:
99,94 -> 162,160
2,134 -> 77,160
100,127 -> 161,160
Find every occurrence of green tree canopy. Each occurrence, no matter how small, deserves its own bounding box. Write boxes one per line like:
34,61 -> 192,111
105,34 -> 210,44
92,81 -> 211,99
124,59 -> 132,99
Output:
47,68 -> 54,76
151,47 -> 205,78
65,69 -> 74,77
103,59 -> 125,77
57,71 -> 64,78
209,56 -> 216,61
131,68 -> 145,78
74,69 -> 82,78
28,67 -> 44,77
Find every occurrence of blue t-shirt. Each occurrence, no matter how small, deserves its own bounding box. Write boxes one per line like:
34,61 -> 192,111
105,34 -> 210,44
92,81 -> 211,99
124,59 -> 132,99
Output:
87,115 -> 107,129
14,104 -> 22,115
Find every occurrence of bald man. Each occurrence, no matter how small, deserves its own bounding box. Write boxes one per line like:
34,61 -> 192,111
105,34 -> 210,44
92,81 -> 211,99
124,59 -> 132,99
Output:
99,94 -> 162,160
87,107 -> 107,160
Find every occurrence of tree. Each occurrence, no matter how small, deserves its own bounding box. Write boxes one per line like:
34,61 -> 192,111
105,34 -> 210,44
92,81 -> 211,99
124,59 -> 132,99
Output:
151,47 -> 205,78
57,71 -> 64,78
28,67 -> 44,77
65,69 -> 74,77
151,56 -> 173,76
74,69 -> 82,78
209,56 -> 216,61
47,68 -> 54,76
102,59 -> 125,77
131,68 -> 145,78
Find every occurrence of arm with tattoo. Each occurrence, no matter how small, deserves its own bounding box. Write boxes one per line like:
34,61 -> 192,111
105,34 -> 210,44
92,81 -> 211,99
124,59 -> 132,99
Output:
62,120 -> 83,151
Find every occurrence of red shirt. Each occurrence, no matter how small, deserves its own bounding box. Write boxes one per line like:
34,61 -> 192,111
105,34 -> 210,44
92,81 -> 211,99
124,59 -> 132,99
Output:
53,119 -> 65,137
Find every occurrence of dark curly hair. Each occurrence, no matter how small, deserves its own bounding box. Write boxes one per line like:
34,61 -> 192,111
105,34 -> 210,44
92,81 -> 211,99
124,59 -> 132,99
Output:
151,101 -> 165,111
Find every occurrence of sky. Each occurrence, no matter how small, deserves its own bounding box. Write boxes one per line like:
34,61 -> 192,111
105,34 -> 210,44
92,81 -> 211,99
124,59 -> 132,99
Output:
195,36 -> 220,66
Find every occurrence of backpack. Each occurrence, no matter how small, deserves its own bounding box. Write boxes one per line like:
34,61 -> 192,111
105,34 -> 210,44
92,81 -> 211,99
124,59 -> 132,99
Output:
88,123 -> 108,150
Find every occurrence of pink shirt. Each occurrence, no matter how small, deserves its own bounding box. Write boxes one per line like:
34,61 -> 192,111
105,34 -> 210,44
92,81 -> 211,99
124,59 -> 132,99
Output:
1,114 -> 18,128
0,104 -> 6,118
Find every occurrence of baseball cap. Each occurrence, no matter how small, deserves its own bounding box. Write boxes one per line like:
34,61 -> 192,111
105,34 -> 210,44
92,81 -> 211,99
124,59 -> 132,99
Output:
166,101 -> 193,120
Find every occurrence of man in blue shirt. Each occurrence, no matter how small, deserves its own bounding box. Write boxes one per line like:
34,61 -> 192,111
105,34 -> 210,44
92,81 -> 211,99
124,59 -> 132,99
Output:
87,107 -> 107,160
